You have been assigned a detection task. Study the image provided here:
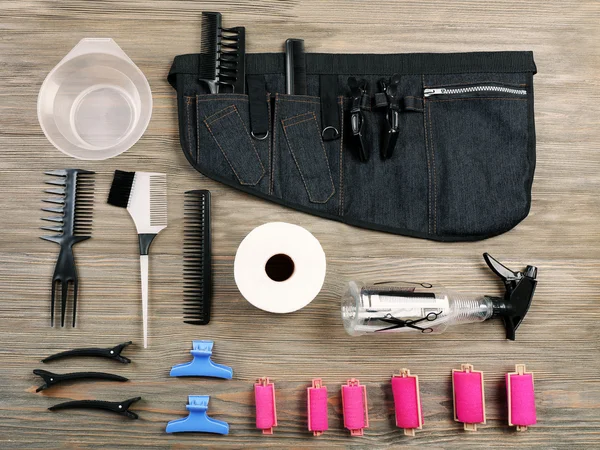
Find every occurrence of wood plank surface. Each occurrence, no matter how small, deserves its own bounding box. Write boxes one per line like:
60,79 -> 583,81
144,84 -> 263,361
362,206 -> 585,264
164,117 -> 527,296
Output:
1,0 -> 599,448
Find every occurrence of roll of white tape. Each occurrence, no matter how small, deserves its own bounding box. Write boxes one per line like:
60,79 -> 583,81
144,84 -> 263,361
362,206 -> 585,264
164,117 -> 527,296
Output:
234,222 -> 326,313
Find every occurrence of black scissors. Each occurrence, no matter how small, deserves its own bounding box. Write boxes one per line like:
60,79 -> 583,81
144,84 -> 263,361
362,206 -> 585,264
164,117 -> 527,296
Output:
375,310 -> 442,333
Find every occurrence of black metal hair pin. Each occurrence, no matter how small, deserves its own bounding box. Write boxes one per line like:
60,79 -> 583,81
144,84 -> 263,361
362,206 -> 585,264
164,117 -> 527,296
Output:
42,341 -> 133,364
49,397 -> 141,419
33,369 -> 129,392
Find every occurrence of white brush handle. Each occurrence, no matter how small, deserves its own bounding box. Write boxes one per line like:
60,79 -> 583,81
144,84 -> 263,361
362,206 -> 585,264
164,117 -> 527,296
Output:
140,255 -> 149,348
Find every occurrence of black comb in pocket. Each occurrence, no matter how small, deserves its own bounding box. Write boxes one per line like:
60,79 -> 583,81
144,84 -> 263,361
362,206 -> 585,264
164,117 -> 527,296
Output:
183,190 -> 212,325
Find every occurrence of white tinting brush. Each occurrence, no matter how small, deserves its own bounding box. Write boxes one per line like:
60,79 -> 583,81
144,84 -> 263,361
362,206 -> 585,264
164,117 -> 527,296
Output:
108,170 -> 167,348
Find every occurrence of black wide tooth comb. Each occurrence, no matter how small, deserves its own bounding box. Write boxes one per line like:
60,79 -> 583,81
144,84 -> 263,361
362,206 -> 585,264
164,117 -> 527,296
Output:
199,12 -> 246,94
183,190 -> 212,325
40,169 -> 95,327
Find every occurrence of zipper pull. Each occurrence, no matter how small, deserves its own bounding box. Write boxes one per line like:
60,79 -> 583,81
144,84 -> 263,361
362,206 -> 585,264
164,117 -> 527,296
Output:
423,88 -> 446,97
380,74 -> 401,160
348,77 -> 369,163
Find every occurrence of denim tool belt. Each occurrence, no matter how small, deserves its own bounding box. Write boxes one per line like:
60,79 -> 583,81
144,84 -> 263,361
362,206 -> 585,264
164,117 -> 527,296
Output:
168,51 -> 537,241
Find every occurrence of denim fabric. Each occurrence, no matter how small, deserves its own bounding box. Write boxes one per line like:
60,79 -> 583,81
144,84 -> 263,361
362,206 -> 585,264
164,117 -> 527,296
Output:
272,94 -> 341,215
169,52 -> 536,241
182,94 -> 271,195
423,73 -> 533,236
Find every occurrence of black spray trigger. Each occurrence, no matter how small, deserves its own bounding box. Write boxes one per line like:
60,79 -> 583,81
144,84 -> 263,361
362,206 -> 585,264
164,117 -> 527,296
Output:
483,253 -> 538,340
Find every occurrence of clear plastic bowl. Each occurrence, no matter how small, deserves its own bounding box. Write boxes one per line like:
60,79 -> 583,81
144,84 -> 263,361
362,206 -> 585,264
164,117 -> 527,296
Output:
38,38 -> 152,160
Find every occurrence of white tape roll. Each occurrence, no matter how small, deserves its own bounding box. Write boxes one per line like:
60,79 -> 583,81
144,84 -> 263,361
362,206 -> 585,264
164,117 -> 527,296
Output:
234,222 -> 326,313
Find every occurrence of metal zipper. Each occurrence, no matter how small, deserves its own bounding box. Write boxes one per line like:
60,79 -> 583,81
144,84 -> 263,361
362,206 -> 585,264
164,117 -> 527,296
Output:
423,85 -> 527,98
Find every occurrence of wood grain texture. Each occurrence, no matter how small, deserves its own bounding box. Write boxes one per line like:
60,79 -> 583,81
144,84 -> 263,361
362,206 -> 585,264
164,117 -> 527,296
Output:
1,0 -> 599,448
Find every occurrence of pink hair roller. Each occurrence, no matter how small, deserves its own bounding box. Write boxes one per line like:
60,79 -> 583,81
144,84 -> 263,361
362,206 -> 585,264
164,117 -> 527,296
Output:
341,378 -> 369,436
391,369 -> 423,436
307,378 -> 328,436
452,364 -> 486,431
506,364 -> 536,431
255,377 -> 277,434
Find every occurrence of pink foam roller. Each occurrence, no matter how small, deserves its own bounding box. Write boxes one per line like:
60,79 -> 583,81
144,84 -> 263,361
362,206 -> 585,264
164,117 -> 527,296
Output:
342,378 -> 368,436
255,377 -> 277,434
307,379 -> 328,435
507,364 -> 536,431
392,369 -> 423,435
452,364 -> 486,431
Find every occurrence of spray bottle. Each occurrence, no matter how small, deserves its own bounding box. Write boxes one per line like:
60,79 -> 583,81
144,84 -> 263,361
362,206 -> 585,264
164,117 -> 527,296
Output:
341,254 -> 537,340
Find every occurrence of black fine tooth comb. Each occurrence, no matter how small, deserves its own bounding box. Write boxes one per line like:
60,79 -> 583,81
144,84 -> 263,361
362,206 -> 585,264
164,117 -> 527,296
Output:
199,12 -> 246,93
41,169 -> 95,327
49,397 -> 141,420
183,190 -> 212,325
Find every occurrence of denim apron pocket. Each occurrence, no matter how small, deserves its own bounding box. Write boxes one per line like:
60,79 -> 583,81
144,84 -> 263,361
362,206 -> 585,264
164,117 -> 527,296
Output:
195,94 -> 270,193
272,94 -> 341,214
423,73 -> 534,237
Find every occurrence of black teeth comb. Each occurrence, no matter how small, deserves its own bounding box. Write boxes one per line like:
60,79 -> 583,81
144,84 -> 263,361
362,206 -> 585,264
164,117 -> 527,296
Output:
183,190 -> 212,325
40,169 -> 95,327
199,12 -> 246,94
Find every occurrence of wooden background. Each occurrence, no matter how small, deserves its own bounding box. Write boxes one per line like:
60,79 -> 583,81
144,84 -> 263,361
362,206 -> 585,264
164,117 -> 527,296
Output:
1,1 -> 599,448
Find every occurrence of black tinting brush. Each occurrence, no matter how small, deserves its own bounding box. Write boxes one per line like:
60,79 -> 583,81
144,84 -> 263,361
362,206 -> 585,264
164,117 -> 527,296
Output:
199,12 -> 246,94
41,169 -> 95,327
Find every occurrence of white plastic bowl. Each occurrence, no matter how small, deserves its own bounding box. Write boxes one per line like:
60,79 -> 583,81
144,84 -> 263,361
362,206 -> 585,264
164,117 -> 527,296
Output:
38,38 -> 152,160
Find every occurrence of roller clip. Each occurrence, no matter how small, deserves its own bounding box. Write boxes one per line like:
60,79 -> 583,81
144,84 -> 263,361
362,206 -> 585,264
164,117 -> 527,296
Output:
392,368 -> 423,436
341,378 -> 369,436
166,395 -> 229,434
169,340 -> 233,379
506,364 -> 536,431
452,364 -> 486,431
307,378 -> 328,436
255,377 -> 277,434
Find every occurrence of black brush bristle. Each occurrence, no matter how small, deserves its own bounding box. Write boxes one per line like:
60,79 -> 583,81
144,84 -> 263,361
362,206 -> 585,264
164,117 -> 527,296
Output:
107,170 -> 135,208
183,190 -> 212,325
199,12 -> 221,83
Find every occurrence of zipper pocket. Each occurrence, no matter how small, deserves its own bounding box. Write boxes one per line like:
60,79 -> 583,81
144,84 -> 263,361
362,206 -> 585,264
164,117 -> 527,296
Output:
423,85 -> 527,98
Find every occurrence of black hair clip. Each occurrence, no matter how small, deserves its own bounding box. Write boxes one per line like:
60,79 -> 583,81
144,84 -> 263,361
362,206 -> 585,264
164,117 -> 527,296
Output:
42,341 -> 132,364
379,74 -> 401,159
348,77 -> 370,162
33,369 -> 128,392
49,397 -> 141,419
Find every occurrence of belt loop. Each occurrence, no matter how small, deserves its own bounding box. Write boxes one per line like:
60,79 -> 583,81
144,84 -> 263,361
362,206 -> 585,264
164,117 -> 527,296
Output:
246,75 -> 269,140
320,75 -> 340,141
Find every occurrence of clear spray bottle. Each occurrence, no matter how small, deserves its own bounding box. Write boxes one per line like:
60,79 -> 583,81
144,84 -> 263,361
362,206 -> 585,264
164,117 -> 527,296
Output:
341,254 -> 537,340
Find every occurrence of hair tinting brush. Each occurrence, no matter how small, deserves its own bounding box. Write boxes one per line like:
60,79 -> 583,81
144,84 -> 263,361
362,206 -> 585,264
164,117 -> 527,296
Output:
41,169 -> 95,327
200,12 -> 246,93
285,38 -> 306,95
183,190 -> 212,325
107,170 -> 167,348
